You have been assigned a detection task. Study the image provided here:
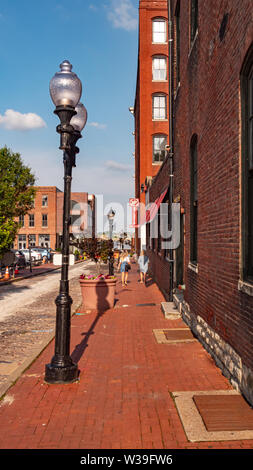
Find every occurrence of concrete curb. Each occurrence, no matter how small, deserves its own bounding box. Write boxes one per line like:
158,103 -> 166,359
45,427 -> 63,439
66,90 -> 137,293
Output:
0,267 -> 61,286
0,304 -> 81,400
0,260 -> 86,286
0,331 -> 56,399
0,261 -> 90,400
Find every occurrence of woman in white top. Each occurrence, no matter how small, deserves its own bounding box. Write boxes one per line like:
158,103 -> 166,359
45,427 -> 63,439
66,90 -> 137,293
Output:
118,251 -> 131,287
138,250 -> 149,284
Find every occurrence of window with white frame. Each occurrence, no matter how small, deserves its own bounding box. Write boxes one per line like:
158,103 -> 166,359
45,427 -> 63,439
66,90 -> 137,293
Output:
28,234 -> 36,247
42,214 -> 48,227
152,94 -> 167,120
39,234 -> 50,248
153,134 -> 167,163
29,214 -> 35,227
152,56 -> 167,81
42,195 -> 48,207
18,234 -> 26,250
152,18 -> 167,43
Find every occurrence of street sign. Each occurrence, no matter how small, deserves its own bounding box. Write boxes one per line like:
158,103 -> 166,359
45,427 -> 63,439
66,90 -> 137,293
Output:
129,198 -> 139,228
129,198 -> 139,207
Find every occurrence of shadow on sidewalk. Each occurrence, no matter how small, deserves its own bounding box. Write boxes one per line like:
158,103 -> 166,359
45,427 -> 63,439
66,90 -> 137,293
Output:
145,276 -> 155,287
0,282 -> 31,301
71,278 -> 110,363
71,312 -> 105,364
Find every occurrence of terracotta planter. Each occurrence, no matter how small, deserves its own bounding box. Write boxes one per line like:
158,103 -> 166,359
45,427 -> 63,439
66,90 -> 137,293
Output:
79,277 -> 117,311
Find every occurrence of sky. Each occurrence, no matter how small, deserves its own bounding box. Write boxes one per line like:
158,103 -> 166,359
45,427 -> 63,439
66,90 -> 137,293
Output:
0,0 -> 139,233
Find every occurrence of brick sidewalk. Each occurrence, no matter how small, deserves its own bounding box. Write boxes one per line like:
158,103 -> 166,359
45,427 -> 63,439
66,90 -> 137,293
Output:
0,263 -> 252,451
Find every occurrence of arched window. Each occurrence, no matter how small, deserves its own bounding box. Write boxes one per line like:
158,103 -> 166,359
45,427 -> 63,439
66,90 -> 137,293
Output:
152,55 -> 167,81
241,43 -> 253,282
152,93 -> 167,120
190,0 -> 198,44
152,18 -> 167,43
190,134 -> 198,264
153,134 -> 167,163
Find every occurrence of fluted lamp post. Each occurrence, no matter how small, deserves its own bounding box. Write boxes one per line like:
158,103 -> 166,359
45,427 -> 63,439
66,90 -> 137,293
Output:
107,208 -> 115,276
45,60 -> 87,384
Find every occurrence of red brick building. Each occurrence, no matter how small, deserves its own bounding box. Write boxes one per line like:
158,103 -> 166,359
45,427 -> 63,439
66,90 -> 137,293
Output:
133,1 -> 253,405
15,187 -> 95,250
132,0 -> 169,251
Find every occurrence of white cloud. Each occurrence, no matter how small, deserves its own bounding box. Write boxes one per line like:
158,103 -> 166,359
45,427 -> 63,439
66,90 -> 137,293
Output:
89,4 -> 98,11
88,121 -> 107,129
18,148 -> 134,231
0,109 -> 46,131
74,163 -> 134,203
107,0 -> 138,32
105,160 -> 133,172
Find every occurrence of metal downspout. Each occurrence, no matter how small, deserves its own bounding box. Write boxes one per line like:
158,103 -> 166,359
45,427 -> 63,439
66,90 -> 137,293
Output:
168,0 -> 174,301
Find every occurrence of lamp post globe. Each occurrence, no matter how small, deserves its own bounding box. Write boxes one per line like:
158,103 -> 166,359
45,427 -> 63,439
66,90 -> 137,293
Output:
107,207 -> 115,239
49,60 -> 82,108
45,61 -> 86,385
70,102 -> 88,132
107,208 -> 115,222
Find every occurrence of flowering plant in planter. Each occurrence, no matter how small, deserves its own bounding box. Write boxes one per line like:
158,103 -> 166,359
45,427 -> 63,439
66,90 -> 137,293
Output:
79,238 -> 113,274
79,273 -> 116,280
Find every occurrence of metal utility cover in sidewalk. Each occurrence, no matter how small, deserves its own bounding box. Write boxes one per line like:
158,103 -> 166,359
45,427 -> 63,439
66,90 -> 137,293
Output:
193,394 -> 253,432
172,390 -> 253,442
153,328 -> 197,344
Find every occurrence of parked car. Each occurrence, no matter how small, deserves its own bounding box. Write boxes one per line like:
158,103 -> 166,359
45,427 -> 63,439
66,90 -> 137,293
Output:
20,249 -> 42,262
11,250 -> 27,268
32,247 -> 51,260
0,250 -> 27,273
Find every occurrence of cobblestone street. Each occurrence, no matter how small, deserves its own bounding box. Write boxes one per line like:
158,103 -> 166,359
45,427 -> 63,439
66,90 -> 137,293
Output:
0,261 -> 96,396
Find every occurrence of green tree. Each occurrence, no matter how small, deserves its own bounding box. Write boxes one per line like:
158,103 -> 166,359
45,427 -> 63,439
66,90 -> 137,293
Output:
0,147 -> 36,257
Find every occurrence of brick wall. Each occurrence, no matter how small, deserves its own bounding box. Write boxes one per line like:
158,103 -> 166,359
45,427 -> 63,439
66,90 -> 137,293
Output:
170,0 -> 253,372
141,0 -> 253,401
135,0 -> 169,251
146,156 -> 171,296
15,188 -> 94,250
15,186 -> 59,249
57,192 -> 89,236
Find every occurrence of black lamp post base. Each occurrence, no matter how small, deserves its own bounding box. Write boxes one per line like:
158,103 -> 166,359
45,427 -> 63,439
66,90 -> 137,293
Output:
45,362 -> 79,384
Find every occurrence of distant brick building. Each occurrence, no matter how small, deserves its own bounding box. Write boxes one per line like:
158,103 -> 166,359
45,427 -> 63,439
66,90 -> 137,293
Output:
132,0 -> 169,251
133,1 -> 253,405
15,186 -> 95,250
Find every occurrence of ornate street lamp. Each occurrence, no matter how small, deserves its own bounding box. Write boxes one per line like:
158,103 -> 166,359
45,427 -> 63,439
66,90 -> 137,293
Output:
45,60 -> 87,384
107,208 -> 115,276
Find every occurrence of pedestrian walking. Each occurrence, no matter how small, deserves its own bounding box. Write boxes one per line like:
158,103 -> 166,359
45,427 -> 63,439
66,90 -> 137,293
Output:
138,250 -> 149,284
118,251 -> 131,287
114,250 -> 120,269
132,251 -> 137,263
